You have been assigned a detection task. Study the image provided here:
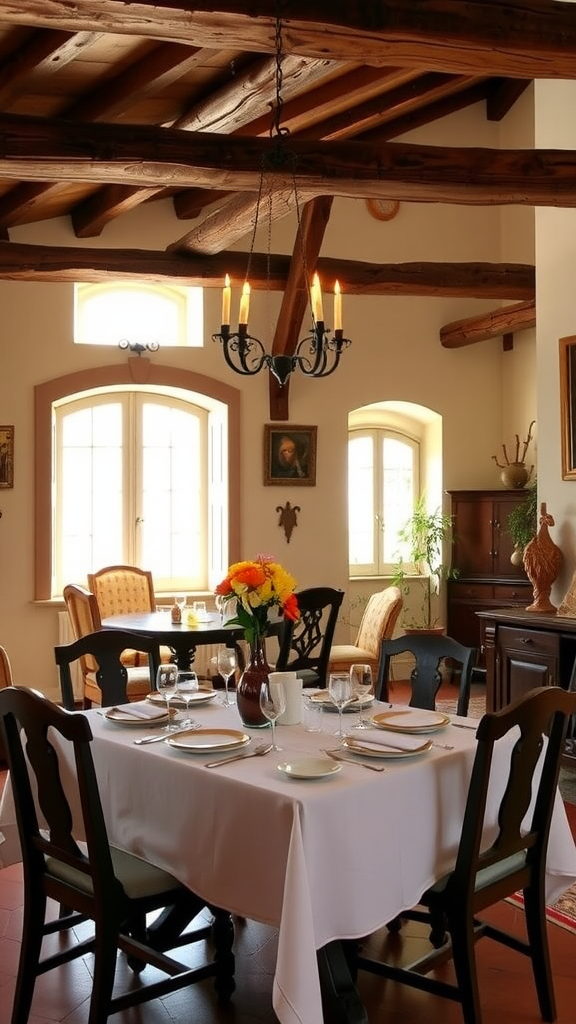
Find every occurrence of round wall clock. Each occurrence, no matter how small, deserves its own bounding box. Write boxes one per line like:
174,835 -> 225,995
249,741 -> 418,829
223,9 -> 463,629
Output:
366,199 -> 400,222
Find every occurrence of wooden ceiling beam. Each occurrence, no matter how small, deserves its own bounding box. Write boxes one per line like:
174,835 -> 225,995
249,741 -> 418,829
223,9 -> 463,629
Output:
0,30 -> 103,106
440,300 -> 536,347
269,195 -> 333,420
5,1 -> 576,80
0,241 -> 534,299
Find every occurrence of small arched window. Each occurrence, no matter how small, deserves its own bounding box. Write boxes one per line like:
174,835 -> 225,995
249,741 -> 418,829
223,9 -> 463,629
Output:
74,281 -> 203,348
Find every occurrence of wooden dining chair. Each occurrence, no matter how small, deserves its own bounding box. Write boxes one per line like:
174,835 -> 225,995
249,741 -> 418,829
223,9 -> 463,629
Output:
87,564 -> 172,668
63,583 -> 154,707
275,587 -> 344,688
375,633 -> 478,717
354,685 -> 576,1024
0,685 -> 235,1024
327,586 -> 403,679
55,628 -> 162,710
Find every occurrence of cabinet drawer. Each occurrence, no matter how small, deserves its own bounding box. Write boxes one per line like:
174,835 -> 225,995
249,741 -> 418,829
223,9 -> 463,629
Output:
493,583 -> 532,603
449,582 -> 494,601
498,625 -> 559,657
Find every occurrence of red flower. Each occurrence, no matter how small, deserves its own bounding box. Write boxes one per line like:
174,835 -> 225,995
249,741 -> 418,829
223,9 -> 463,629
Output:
283,593 -> 300,621
215,579 -> 233,595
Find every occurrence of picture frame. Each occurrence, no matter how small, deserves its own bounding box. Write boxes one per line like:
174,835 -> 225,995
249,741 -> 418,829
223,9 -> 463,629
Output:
560,335 -> 576,480
0,425 -> 14,488
264,425 -> 317,486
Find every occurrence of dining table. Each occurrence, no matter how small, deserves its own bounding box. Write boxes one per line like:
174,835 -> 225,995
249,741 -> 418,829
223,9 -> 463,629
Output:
1,695 -> 576,1024
101,609 -> 282,671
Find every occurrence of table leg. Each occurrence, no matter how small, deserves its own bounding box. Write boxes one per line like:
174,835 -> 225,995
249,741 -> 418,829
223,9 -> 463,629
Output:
317,940 -> 368,1024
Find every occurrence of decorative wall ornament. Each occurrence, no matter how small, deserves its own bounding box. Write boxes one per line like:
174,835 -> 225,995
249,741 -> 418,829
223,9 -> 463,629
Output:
366,199 -> 400,222
276,502 -> 300,544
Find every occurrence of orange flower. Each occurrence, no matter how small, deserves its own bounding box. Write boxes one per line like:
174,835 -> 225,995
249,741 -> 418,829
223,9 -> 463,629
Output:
283,593 -> 300,621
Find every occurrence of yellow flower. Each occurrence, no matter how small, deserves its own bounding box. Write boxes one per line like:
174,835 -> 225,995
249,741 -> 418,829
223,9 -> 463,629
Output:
215,554 -> 299,644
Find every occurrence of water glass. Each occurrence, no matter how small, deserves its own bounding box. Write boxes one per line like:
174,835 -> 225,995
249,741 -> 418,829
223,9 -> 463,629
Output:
176,669 -> 199,726
302,694 -> 324,732
156,664 -> 178,731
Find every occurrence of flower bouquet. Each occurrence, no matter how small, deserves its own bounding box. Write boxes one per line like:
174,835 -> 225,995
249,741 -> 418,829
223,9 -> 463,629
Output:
215,555 -> 300,727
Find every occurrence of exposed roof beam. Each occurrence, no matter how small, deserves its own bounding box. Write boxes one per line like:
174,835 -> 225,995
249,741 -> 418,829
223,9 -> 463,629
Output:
0,241 -> 534,299
440,300 -> 536,347
1,114 -> 575,209
4,1 -> 576,79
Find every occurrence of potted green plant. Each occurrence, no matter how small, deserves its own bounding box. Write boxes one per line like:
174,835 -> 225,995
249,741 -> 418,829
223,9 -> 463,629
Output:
506,478 -> 538,564
391,496 -> 457,631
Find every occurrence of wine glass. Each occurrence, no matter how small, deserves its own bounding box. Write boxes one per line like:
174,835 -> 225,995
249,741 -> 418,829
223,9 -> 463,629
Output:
155,664 -> 178,731
215,594 -> 226,622
328,672 -> 354,740
217,645 -> 237,707
176,669 -> 199,727
259,679 -> 286,751
350,663 -> 373,730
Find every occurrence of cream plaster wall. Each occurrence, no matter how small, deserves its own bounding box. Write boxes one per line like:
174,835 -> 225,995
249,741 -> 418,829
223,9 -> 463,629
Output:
0,99 -> 538,697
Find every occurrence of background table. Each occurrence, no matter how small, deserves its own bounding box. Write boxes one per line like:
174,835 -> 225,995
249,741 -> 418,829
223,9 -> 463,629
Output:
102,610 -> 282,671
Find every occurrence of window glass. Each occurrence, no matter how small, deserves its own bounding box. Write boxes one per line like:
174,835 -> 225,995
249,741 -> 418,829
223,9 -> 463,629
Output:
74,281 -> 203,348
348,428 -> 418,576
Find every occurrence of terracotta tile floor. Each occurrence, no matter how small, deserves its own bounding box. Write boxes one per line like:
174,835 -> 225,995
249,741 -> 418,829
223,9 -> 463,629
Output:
1,683 -> 576,1024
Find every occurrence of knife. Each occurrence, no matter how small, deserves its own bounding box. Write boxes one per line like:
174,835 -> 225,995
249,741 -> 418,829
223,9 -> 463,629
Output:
134,726 -> 196,745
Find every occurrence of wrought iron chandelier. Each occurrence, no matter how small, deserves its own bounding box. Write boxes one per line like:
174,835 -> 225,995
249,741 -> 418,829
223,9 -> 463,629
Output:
212,10 -> 351,388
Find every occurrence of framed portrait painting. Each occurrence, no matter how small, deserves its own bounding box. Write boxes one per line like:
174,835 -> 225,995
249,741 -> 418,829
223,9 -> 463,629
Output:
560,335 -> 576,479
0,426 -> 14,489
264,425 -> 317,486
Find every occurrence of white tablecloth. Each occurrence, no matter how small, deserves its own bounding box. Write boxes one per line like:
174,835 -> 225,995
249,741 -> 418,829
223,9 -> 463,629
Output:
2,700 -> 576,1024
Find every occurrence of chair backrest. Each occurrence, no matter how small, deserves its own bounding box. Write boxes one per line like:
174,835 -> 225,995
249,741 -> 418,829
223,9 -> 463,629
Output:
452,686 -> 576,900
0,643 -> 13,689
355,586 -> 403,657
54,628 -> 161,710
63,583 -> 103,677
375,632 -> 478,716
276,587 -> 344,687
0,685 -> 123,913
87,564 -> 156,619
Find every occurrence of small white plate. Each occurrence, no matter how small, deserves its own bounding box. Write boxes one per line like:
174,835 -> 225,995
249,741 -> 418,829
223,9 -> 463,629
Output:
103,707 -> 175,726
370,709 -> 450,734
167,728 -> 250,753
277,757 -> 342,780
147,689 -> 218,707
343,737 -> 433,759
310,691 -> 375,713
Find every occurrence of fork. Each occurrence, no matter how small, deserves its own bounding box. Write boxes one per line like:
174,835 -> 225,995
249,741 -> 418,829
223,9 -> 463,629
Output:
324,749 -> 385,773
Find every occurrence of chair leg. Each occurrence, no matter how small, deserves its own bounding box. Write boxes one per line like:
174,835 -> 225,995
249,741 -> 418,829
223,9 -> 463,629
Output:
211,907 -> 236,1001
448,914 -> 482,1024
523,886 -> 556,1021
12,891 -> 46,1024
88,920 -> 120,1024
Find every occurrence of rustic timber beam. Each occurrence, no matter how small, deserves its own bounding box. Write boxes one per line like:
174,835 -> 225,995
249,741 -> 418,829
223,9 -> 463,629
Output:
269,196 -> 333,421
440,300 -> 536,348
5,1 -> 576,80
1,115 -> 575,208
0,241 -> 535,299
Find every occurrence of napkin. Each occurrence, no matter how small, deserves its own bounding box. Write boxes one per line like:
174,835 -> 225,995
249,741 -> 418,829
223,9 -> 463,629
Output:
107,702 -> 169,720
347,729 -> 429,753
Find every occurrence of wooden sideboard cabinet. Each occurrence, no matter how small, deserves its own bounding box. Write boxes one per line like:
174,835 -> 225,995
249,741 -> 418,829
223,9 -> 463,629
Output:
447,490 -> 532,667
477,608 -> 576,766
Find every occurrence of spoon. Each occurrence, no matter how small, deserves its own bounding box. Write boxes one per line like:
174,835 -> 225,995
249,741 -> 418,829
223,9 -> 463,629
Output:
205,741 -> 273,768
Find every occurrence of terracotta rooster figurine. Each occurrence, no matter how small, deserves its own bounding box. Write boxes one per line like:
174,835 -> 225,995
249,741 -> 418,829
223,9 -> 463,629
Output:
523,503 -> 562,613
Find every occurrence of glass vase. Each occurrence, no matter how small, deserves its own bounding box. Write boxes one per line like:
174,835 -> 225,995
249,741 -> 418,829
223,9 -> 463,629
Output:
236,637 -> 271,728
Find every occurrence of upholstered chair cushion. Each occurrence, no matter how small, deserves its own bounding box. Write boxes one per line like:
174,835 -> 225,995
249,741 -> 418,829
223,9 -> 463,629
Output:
328,586 -> 403,676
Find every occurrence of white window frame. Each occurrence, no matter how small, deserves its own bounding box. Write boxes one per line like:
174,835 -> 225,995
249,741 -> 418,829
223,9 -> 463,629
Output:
348,426 -> 419,577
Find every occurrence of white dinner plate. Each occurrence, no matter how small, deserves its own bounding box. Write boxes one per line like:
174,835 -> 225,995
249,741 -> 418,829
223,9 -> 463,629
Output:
147,688 -> 218,707
343,736 -> 433,759
370,709 -> 450,734
167,728 -> 250,753
310,691 -> 375,713
277,757 -> 342,780
103,707 -> 176,726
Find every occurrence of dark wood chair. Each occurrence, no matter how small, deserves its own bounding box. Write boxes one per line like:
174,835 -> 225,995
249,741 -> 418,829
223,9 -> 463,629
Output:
354,685 -> 576,1024
275,586 -> 344,688
54,628 -> 163,710
0,686 -> 235,1024
375,633 -> 478,717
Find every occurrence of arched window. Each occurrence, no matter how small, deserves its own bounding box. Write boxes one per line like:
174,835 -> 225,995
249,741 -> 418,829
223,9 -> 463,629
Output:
348,427 -> 418,576
74,282 -> 203,348
35,364 -> 240,600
